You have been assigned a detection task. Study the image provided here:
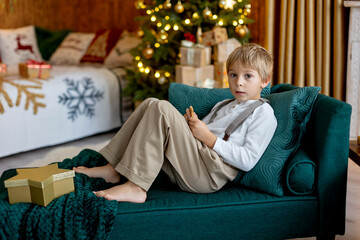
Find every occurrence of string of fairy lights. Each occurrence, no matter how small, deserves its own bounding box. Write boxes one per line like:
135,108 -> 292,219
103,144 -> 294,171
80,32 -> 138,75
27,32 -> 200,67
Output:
132,0 -> 252,86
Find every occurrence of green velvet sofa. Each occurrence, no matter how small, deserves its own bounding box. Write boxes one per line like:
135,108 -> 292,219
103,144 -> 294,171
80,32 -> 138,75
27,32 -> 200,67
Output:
108,83 -> 351,240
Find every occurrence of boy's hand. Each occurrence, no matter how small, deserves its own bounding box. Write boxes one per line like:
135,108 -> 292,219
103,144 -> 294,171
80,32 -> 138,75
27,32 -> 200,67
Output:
184,107 -> 217,148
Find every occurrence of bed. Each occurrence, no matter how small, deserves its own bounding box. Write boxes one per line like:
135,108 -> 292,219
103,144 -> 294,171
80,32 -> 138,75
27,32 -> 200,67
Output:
0,65 -> 132,158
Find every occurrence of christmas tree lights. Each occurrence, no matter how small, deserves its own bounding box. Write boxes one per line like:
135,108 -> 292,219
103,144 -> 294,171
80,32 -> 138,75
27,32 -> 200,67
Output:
125,0 -> 253,102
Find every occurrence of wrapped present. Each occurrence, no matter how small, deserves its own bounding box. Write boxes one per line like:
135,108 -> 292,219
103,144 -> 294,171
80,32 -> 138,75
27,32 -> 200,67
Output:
180,45 -> 211,67
19,60 -> 52,79
27,60 -> 51,79
0,63 -> 7,77
175,65 -> 214,87
4,164 -> 75,207
201,27 -> 228,46
214,61 -> 229,88
213,38 -> 241,62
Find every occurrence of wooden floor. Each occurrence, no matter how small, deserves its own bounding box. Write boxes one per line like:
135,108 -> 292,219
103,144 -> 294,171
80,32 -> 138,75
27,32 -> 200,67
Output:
0,132 -> 359,239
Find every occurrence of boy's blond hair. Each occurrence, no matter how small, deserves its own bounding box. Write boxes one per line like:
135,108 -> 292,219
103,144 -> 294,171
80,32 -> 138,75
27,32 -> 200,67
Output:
226,43 -> 273,82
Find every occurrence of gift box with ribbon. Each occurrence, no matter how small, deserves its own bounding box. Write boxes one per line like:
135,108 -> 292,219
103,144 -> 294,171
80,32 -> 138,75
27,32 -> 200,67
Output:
180,45 -> 211,68
4,164 -> 75,207
27,59 -> 52,79
19,60 -> 52,79
201,27 -> 228,47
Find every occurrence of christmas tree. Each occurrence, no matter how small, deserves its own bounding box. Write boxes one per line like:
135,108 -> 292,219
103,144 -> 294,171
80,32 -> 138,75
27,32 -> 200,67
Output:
125,0 -> 253,102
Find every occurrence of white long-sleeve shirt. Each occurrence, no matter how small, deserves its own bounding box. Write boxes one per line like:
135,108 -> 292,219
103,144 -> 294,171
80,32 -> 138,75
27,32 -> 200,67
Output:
202,99 -> 277,172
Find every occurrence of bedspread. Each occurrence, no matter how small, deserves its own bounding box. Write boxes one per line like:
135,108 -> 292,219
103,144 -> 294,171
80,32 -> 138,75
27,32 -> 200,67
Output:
0,65 -> 123,157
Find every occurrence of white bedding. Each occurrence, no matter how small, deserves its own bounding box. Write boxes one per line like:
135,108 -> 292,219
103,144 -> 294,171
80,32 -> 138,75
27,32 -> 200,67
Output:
0,65 -> 124,157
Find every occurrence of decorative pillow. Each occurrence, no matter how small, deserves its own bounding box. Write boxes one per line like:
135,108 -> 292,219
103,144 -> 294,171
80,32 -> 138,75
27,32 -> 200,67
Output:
104,31 -> 141,67
238,86 -> 321,196
50,32 -> 95,65
285,149 -> 316,195
80,29 -> 122,64
168,82 -> 271,120
35,26 -> 71,60
0,25 -> 43,65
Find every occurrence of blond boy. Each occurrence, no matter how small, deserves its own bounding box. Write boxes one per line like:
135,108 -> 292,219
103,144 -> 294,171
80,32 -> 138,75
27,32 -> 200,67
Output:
73,43 -> 277,203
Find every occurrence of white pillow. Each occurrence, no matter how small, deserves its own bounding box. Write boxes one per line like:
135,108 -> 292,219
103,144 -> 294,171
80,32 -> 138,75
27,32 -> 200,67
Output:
0,25 -> 43,65
50,32 -> 95,65
104,31 -> 141,68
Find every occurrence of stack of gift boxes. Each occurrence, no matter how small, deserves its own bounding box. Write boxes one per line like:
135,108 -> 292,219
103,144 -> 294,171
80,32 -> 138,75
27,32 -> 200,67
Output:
176,26 -> 241,88
175,41 -> 213,88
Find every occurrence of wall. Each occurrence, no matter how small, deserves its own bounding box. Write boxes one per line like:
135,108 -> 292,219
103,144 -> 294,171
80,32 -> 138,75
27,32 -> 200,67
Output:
0,0 -> 266,46
0,0 -> 140,32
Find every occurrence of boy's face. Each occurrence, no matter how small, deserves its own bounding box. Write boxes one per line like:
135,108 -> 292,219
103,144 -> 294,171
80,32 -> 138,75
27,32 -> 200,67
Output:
228,61 -> 269,102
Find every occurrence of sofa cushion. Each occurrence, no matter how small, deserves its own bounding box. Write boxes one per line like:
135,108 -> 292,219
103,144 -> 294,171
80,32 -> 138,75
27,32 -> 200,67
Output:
285,149 -> 316,195
168,82 -> 271,120
110,170 -> 318,240
238,86 -> 320,196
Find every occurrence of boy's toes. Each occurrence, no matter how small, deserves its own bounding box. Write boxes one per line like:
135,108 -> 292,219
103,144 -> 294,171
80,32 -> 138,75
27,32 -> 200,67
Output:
73,166 -> 87,172
93,191 -> 105,198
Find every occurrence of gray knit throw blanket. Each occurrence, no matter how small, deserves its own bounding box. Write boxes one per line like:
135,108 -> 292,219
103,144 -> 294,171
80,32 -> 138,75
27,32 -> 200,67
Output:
0,149 -> 118,240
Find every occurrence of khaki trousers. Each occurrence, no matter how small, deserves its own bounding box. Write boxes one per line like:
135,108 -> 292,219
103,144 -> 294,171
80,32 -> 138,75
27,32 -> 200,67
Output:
99,98 -> 238,193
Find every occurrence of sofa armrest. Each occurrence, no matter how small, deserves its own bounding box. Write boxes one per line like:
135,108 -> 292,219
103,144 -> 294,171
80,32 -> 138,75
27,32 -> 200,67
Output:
305,93 -> 351,238
272,84 -> 352,238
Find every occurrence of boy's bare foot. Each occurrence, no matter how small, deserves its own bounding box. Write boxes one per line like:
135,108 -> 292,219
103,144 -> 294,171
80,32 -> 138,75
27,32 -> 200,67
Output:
73,163 -> 121,183
93,181 -> 147,203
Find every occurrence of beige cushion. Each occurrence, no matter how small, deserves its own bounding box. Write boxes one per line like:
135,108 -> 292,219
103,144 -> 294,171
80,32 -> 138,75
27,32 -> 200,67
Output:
104,31 -> 141,68
50,32 -> 95,65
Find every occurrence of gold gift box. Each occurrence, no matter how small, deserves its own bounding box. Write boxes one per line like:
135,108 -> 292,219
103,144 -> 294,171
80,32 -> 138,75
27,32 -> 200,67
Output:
180,46 -> 211,67
175,65 -> 214,87
19,61 -> 51,79
27,64 -> 51,79
214,62 -> 229,88
4,164 -> 75,207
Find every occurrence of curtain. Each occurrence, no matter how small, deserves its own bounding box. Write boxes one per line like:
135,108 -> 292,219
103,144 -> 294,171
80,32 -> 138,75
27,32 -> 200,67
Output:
264,0 -> 347,100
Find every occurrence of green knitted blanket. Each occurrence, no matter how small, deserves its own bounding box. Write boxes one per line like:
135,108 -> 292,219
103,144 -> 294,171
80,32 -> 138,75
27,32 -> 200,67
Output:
0,149 -> 118,240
